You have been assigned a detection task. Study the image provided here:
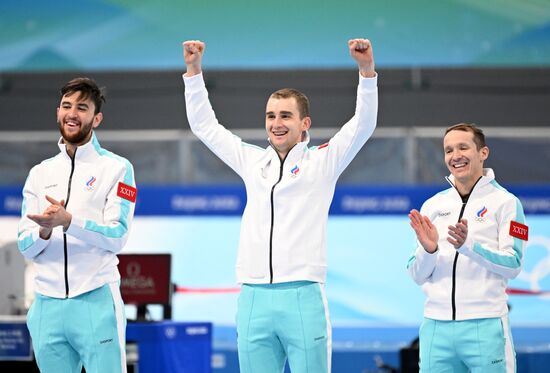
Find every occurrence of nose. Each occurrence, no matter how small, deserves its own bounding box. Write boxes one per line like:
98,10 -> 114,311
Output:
63,111 -> 76,120
68,107 -> 79,117
451,149 -> 464,160
272,116 -> 286,128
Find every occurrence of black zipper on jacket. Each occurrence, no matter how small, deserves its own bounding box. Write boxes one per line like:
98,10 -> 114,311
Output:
63,148 -> 77,298
451,176 -> 482,320
451,202 -> 466,320
268,150 -> 290,284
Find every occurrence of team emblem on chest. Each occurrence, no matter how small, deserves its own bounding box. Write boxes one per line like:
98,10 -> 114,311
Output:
290,165 -> 300,178
475,206 -> 487,222
85,176 -> 97,191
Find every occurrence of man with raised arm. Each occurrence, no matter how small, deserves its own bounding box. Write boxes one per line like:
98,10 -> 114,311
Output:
182,39 -> 378,373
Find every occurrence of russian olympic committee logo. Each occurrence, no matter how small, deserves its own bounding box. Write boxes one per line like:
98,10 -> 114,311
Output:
85,176 -> 97,191
475,206 -> 488,222
290,165 -> 300,178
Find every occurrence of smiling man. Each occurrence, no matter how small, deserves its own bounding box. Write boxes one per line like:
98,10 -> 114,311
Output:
18,77 -> 136,373
407,123 -> 527,373
182,39 -> 378,373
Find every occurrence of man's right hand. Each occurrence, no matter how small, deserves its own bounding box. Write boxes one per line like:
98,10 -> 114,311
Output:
409,209 -> 439,254
348,38 -> 376,78
28,196 -> 71,240
183,40 -> 205,76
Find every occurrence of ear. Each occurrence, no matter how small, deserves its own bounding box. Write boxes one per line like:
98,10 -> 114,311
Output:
480,146 -> 489,161
92,112 -> 103,129
302,116 -> 311,131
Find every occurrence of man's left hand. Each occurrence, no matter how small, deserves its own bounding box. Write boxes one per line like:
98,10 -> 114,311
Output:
447,219 -> 468,249
27,195 -> 72,232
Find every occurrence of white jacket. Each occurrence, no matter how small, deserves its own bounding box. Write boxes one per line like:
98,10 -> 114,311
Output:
18,133 -> 136,299
407,169 -> 526,320
184,73 -> 378,284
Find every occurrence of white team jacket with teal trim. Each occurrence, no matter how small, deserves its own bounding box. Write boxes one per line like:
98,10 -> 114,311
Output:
184,72 -> 378,284
17,132 -> 136,299
407,169 -> 526,320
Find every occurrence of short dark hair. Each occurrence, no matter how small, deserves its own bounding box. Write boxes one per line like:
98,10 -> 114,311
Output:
60,77 -> 106,114
445,123 -> 487,150
270,88 -> 310,119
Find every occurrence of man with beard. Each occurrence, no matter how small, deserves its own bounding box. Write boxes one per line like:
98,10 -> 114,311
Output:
407,123 -> 527,373
17,77 -> 136,373
182,39 -> 377,373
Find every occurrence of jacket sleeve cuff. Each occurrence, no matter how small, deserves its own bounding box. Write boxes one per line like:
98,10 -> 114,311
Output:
182,72 -> 205,91
358,73 -> 378,92
416,245 -> 439,266
65,216 -> 85,238
18,229 -> 50,258
457,237 -> 474,256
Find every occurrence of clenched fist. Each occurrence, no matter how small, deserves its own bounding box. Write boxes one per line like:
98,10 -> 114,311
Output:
183,40 -> 205,76
348,38 -> 375,78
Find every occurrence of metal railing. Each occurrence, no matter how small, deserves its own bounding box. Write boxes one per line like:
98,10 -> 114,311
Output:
2,127 -> 550,185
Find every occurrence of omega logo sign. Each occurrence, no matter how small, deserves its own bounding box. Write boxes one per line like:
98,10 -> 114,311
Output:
121,261 -> 156,292
126,262 -> 141,277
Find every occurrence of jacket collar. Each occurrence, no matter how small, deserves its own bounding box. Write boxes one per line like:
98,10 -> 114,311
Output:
57,131 -> 100,161
445,168 -> 495,191
267,130 -> 311,164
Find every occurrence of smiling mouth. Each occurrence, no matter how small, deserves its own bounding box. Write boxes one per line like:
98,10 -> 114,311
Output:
452,162 -> 468,169
64,120 -> 80,128
272,130 -> 288,137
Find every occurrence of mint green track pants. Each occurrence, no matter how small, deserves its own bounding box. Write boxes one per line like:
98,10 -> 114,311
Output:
237,281 -> 332,373
27,282 -> 127,373
419,316 -> 516,373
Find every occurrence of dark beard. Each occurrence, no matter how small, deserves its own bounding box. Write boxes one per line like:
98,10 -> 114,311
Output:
58,119 -> 93,145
